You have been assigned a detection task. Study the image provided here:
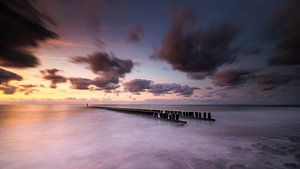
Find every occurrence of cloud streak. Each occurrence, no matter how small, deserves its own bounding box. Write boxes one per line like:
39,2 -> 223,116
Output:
71,52 -> 134,91
124,79 -> 199,97
69,78 -> 94,90
41,69 -> 67,88
212,69 -> 252,86
0,68 -> 23,84
256,73 -> 298,91
0,0 -> 58,68
0,85 -> 17,94
152,9 -> 238,79
69,77 -> 121,92
266,0 -> 300,67
0,68 -> 22,94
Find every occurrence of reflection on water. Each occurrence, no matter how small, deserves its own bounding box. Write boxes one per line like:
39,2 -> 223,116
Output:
0,105 -> 82,126
0,105 -> 299,169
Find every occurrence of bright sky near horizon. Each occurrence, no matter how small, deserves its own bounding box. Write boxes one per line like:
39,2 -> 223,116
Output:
0,0 -> 299,104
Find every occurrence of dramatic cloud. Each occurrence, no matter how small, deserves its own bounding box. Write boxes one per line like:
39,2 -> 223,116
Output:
123,79 -> 152,94
127,26 -> 144,42
94,75 -> 120,91
296,65 -> 300,73
266,0 -> 300,67
69,78 -> 94,90
71,52 -> 133,75
0,68 -> 22,94
149,83 -> 199,97
187,72 -> 213,80
0,85 -> 17,94
124,79 -> 199,97
41,69 -> 67,88
212,69 -> 252,86
70,77 -> 120,91
152,10 -> 238,79
244,47 -> 262,56
0,0 -> 58,68
0,68 -> 23,84
212,69 -> 299,91
69,76 -> 121,92
71,52 -> 134,91
256,73 -> 298,91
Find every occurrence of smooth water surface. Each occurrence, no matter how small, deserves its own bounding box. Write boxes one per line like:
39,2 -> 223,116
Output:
0,104 -> 299,169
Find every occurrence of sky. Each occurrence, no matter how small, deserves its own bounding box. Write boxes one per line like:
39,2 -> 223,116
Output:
0,0 -> 299,105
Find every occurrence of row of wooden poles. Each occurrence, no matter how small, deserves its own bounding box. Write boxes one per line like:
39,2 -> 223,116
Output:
90,106 -> 216,123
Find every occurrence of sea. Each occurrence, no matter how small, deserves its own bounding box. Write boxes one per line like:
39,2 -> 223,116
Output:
0,104 -> 299,169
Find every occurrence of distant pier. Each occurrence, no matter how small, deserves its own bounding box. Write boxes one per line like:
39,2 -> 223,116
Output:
89,106 -> 216,124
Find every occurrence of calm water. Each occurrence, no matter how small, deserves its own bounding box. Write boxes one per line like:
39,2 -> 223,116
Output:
0,104 -> 299,169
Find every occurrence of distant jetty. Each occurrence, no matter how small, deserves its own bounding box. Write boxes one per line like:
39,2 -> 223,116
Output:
89,105 -> 216,124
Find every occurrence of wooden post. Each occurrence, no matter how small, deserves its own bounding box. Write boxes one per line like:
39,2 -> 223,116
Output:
203,112 -> 207,119
207,112 -> 212,120
175,114 -> 179,121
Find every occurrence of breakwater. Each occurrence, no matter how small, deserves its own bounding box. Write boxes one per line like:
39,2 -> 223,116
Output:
90,106 -> 216,124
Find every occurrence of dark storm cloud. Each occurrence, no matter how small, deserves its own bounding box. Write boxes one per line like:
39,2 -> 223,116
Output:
244,47 -> 262,56
69,78 -> 94,90
296,65 -> 300,73
149,83 -> 199,97
0,68 -> 22,95
0,85 -> 17,94
93,75 -> 120,91
123,79 -> 152,94
71,52 -> 134,91
256,73 -> 298,91
0,0 -> 58,68
41,69 -> 67,88
64,74 -> 123,92
266,0 -> 300,67
69,76 -> 120,92
69,76 -> 122,92
211,69 -> 299,91
127,26 -> 144,42
0,68 -> 23,84
212,69 -> 252,86
71,52 -> 133,75
124,79 -> 199,97
187,72 -> 213,80
152,9 -> 238,79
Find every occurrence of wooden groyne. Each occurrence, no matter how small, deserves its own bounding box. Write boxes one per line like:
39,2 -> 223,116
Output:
89,106 -> 216,123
